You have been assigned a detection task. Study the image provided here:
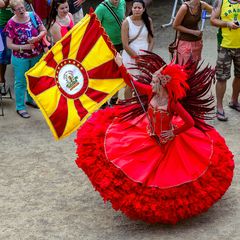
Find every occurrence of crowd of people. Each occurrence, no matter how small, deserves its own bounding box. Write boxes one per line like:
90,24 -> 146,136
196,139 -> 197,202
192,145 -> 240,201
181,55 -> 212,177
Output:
0,0 -> 238,224
0,0 -> 239,120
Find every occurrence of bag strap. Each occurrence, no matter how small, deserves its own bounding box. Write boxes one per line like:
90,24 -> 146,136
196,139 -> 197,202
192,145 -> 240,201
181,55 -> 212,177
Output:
129,23 -> 144,44
29,11 -> 38,29
101,2 -> 122,28
173,30 -> 178,43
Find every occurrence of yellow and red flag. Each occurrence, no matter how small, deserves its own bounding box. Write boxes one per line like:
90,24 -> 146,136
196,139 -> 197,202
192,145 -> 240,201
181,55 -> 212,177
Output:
26,12 -> 125,140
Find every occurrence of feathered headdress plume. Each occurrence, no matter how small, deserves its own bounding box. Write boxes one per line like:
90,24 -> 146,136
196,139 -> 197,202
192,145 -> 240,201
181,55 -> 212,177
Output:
118,51 -> 215,129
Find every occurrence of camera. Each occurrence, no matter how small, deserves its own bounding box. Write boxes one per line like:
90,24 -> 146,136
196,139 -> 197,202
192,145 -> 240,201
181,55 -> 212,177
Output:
234,20 -> 240,26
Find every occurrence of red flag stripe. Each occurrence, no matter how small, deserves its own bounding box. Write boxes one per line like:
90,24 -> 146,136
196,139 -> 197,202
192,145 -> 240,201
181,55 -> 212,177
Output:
74,99 -> 88,120
49,96 -> 68,138
28,75 -> 56,95
85,87 -> 109,103
76,14 -> 104,62
88,59 -> 122,79
44,51 -> 58,69
61,34 -> 72,59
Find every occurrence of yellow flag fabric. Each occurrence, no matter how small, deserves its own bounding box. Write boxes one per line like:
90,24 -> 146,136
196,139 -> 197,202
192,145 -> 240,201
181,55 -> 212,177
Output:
26,12 -> 125,140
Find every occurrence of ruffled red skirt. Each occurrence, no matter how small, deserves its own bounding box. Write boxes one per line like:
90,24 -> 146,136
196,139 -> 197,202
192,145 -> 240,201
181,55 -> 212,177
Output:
75,107 -> 234,224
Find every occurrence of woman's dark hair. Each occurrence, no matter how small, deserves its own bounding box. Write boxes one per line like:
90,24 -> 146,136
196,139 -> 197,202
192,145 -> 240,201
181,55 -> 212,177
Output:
129,0 -> 154,38
47,0 -> 68,30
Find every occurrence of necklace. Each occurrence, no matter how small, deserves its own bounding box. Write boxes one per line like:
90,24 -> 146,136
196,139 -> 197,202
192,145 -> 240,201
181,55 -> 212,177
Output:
152,95 -> 168,108
188,1 -> 201,15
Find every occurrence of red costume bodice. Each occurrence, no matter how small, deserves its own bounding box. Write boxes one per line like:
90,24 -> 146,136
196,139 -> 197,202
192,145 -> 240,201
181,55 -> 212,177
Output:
147,105 -> 174,144
119,65 -> 195,138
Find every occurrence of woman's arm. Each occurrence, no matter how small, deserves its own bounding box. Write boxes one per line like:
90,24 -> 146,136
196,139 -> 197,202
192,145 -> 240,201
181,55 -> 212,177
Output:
147,17 -> 154,51
173,4 -> 202,37
121,19 -> 138,57
0,0 -> 7,8
7,37 -> 34,51
28,24 -> 47,44
171,101 -> 194,135
210,0 -> 239,29
115,53 -> 152,96
201,1 -> 212,13
49,23 -> 62,43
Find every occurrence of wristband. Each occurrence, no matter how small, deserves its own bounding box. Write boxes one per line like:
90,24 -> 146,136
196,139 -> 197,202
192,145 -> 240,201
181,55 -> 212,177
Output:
19,45 -> 23,53
226,22 -> 231,29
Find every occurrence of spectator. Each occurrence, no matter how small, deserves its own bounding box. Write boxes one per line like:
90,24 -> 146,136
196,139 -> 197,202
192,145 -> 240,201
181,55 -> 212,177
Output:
125,0 -> 152,16
210,0 -> 240,121
95,0 -> 126,105
121,0 -> 154,98
48,0 -> 74,44
5,0 -> 47,118
95,0 -> 125,52
173,0 -> 212,65
68,0 -> 86,24
0,0 -> 13,95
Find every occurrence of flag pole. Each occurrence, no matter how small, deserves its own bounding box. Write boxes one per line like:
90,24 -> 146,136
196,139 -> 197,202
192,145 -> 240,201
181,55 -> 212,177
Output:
129,78 -> 160,144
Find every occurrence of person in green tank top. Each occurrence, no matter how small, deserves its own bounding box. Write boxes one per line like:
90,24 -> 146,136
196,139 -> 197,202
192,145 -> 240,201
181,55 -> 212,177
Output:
211,0 -> 240,121
0,0 -> 13,95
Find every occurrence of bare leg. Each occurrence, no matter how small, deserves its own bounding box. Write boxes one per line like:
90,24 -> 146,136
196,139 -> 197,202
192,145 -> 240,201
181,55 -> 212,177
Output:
231,76 -> 240,105
216,80 -> 227,113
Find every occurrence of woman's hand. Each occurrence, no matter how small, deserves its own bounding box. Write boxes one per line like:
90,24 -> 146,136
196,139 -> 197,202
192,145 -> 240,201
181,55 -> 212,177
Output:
74,0 -> 86,7
160,130 -> 175,141
115,52 -> 123,67
24,43 -> 35,50
227,21 -> 240,30
28,36 -> 39,44
191,30 -> 203,37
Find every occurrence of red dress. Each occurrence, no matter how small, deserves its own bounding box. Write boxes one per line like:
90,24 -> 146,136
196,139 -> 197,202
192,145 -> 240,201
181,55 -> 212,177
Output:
75,66 -> 234,224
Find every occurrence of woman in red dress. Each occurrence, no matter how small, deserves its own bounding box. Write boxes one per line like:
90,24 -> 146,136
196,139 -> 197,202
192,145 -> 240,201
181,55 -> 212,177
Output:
75,52 -> 234,224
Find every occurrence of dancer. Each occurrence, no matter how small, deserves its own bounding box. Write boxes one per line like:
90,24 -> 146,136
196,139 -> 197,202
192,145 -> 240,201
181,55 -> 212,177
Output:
75,51 -> 234,224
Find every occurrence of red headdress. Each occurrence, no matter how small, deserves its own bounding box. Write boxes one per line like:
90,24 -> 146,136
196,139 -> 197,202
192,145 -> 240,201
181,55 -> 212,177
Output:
160,63 -> 189,101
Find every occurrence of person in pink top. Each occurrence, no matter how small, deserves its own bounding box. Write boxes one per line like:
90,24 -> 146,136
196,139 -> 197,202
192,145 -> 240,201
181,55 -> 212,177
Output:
48,0 -> 74,44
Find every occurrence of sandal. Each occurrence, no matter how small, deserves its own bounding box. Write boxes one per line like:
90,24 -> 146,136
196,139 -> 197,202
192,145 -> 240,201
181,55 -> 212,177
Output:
16,110 -> 31,118
216,110 -> 228,121
229,102 -> 240,112
26,101 -> 39,109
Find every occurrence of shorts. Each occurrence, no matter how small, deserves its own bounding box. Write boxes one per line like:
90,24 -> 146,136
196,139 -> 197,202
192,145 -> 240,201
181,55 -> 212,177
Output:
0,27 -> 11,65
177,39 -> 203,65
216,46 -> 240,81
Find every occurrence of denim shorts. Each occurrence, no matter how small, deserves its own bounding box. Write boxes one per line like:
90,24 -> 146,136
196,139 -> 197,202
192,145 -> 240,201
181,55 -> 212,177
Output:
0,27 -> 11,65
216,46 -> 240,81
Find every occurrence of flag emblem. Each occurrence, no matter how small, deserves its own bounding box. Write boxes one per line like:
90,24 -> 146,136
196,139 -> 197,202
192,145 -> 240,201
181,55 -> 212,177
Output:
55,59 -> 88,99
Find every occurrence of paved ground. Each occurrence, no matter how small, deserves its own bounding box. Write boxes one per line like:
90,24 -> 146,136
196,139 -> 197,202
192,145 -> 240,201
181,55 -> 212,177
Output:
0,1 -> 239,239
